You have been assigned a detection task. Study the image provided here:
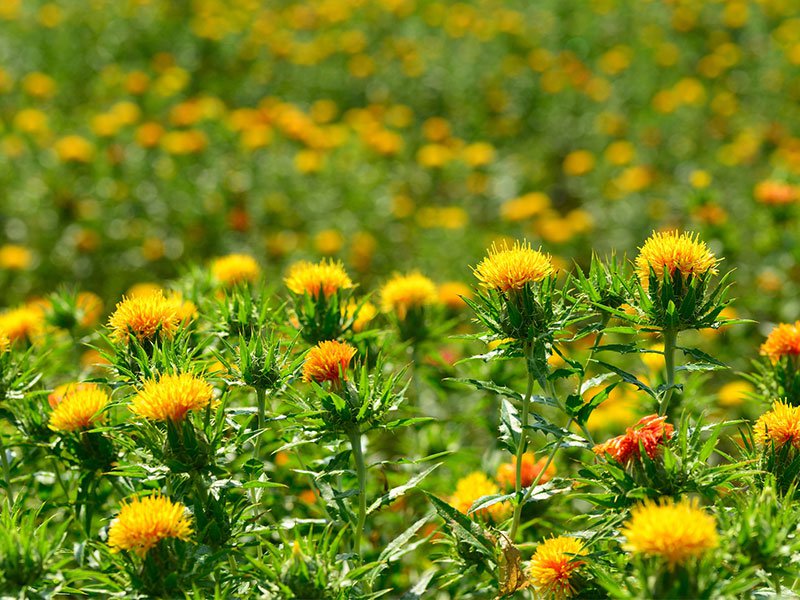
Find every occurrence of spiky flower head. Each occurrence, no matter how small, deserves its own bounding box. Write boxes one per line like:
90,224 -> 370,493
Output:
302,340 -> 357,384
130,373 -> 214,423
211,253 -> 261,286
496,452 -> 556,489
48,385 -> 109,432
635,230 -> 718,288
48,381 -> 101,409
474,240 -> 554,292
107,291 -> 181,344
449,472 -> 511,523
285,259 -> 354,298
754,401 -> 800,450
593,414 -> 674,465
528,536 -> 586,600
380,271 -> 438,319
621,497 -> 719,567
760,321 -> 800,362
0,305 -> 45,344
108,495 -> 193,558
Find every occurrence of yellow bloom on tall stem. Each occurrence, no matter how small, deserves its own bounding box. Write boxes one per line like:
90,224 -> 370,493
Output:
621,497 -> 719,567
285,259 -> 354,298
130,373 -> 214,422
379,271 -> 437,319
302,340 -> 357,384
211,253 -> 260,286
760,322 -> 800,362
48,386 -> 109,432
107,291 -> 181,343
754,401 -> 800,450
108,495 -> 193,558
635,230 -> 718,288
449,472 -> 511,522
473,240 -> 554,292
528,536 -> 586,600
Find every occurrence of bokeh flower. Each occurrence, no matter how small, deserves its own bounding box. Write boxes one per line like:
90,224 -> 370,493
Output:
285,259 -> 353,298
211,254 -> 260,286
380,271 -> 437,319
528,536 -> 586,600
0,244 -> 32,270
449,471 -> 510,522
108,495 -> 193,558
635,231 -> 718,288
0,305 -> 45,344
49,385 -> 109,432
621,497 -> 719,566
760,321 -> 800,362
107,291 -> 181,343
302,340 -> 357,384
130,373 -> 214,423
593,414 -> 674,464
48,381 -> 101,409
496,452 -> 556,489
754,401 -> 800,450
474,240 -> 554,292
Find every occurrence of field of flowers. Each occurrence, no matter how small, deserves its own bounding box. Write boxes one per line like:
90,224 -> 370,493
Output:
4,0 -> 800,598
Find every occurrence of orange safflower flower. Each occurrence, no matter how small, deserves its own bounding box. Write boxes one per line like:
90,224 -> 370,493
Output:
496,452 -> 556,489
754,401 -> 800,450
760,321 -> 800,362
593,414 -> 674,464
302,340 -> 357,384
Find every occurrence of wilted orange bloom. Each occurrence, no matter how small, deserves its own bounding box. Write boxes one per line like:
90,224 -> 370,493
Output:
302,340 -> 357,384
285,259 -> 354,298
635,230 -> 718,287
754,401 -> 800,450
130,373 -> 214,423
107,291 -> 181,343
474,240 -> 554,292
49,385 -> 109,432
760,321 -> 800,362
529,536 -> 586,600
496,452 -> 556,489
449,472 -> 511,523
108,495 -> 193,558
211,254 -> 260,286
593,414 -> 674,464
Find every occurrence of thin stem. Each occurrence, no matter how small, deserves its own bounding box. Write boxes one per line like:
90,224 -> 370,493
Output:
348,428 -> 368,557
659,328 -> 678,417
254,387 -> 267,460
0,437 -> 13,504
509,344 -> 536,540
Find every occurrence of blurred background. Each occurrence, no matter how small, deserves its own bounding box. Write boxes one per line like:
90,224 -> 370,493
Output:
1,0 -> 800,328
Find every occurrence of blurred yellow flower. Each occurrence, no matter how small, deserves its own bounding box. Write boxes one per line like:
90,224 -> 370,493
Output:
449,472 -> 510,522
285,259 -> 353,298
500,192 -> 551,222
380,271 -> 438,319
211,254 -> 261,286
0,245 -> 31,270
54,135 -> 94,163
563,150 -> 595,176
49,386 -> 109,432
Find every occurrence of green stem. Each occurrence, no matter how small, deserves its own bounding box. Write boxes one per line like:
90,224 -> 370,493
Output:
0,437 -> 13,504
659,328 -> 678,417
254,387 -> 266,460
348,428 -> 368,557
509,344 -> 536,540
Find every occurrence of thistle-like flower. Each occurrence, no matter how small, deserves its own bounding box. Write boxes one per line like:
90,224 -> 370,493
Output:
621,497 -> 719,567
528,536 -> 586,600
635,230 -> 718,289
380,271 -> 438,320
302,340 -> 357,384
108,495 -> 193,558
474,240 -> 554,292
754,401 -> 800,450
130,373 -> 214,422
48,385 -> 109,432
211,253 -> 261,286
107,291 -> 181,344
285,259 -> 353,298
